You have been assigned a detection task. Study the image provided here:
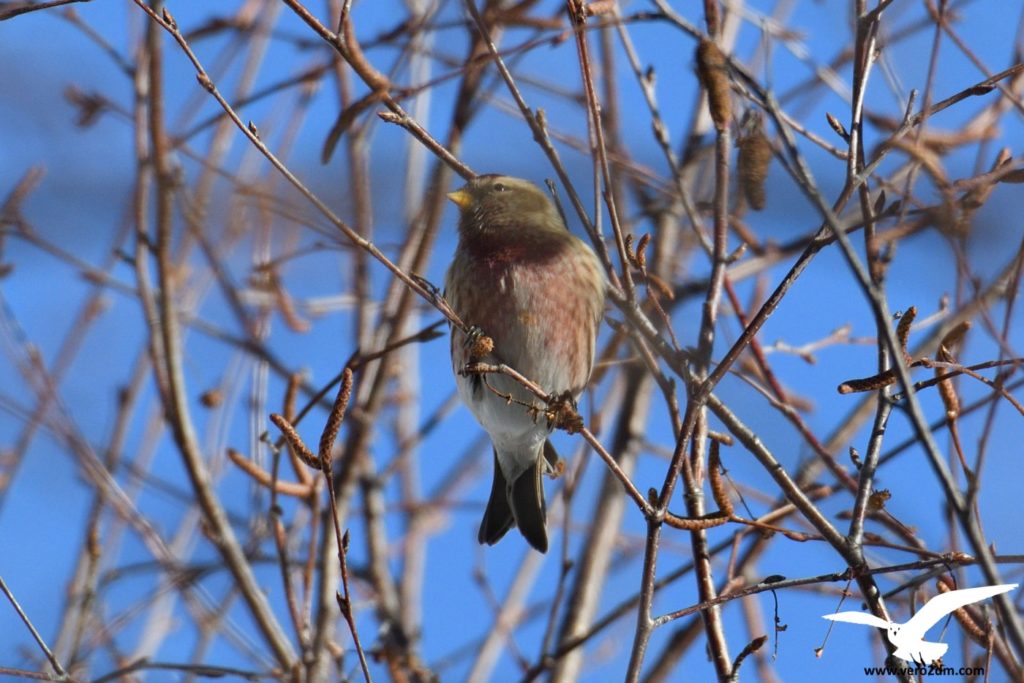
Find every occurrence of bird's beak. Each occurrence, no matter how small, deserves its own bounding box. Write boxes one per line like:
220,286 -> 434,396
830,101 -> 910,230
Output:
447,189 -> 472,210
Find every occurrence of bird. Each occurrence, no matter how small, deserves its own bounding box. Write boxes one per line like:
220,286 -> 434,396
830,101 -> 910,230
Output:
444,174 -> 605,553
822,583 -> 1018,664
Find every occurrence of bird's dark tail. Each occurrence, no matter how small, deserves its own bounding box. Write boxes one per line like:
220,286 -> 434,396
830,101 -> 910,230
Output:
509,456 -> 547,553
478,450 -> 514,546
478,442 -> 557,553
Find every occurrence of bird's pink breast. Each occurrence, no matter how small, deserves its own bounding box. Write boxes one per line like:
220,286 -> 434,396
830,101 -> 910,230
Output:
448,237 -> 602,397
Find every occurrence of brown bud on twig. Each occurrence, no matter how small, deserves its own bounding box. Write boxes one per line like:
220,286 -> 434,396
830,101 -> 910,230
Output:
696,39 -> 732,132
826,112 -> 850,142
196,73 -> 215,93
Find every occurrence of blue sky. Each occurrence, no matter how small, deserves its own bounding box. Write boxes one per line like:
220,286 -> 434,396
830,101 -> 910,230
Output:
2,0 -> 1023,680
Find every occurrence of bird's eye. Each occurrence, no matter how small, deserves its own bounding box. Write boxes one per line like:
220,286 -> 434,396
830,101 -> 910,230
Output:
493,183 -> 507,193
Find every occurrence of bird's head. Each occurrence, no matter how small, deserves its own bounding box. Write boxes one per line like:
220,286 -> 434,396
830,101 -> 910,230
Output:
447,175 -> 565,240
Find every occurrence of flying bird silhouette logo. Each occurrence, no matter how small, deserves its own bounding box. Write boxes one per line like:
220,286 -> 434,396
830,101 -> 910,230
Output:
822,583 -> 1018,664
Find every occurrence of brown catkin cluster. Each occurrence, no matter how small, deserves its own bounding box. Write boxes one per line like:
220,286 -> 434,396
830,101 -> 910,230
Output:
738,126 -> 772,211
696,39 -> 731,132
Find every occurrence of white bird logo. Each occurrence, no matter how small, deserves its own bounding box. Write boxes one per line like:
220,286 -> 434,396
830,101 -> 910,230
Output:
822,583 -> 1018,664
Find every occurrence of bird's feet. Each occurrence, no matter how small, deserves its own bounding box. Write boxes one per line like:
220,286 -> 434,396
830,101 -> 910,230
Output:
545,390 -> 583,434
411,273 -> 441,299
542,441 -> 566,479
463,324 -> 494,359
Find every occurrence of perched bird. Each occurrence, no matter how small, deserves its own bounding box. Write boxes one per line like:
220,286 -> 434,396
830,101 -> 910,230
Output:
445,175 -> 605,553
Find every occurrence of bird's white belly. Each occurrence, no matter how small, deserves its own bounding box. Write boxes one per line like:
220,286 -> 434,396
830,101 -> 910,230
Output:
455,369 -> 550,481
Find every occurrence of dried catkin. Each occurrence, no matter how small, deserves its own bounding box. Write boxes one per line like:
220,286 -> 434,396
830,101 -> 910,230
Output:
738,126 -> 771,210
697,39 -> 731,132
